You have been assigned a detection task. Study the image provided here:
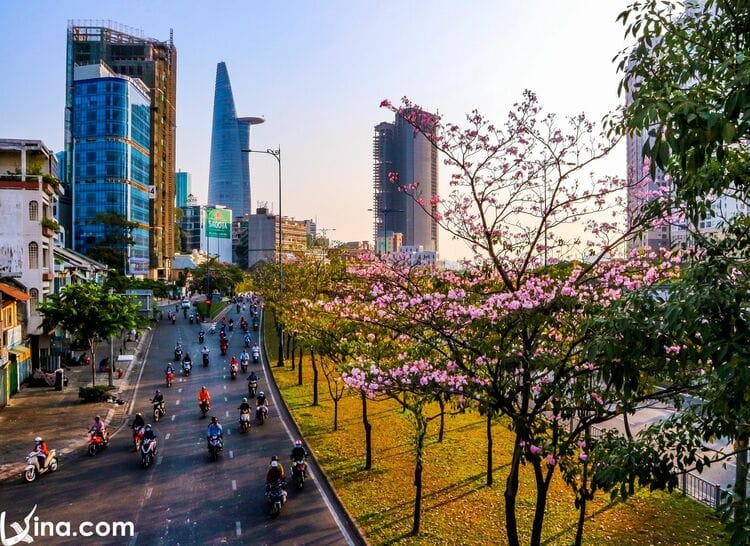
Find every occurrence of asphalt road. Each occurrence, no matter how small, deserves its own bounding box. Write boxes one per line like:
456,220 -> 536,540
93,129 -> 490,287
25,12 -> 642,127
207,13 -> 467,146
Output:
0,305 -> 354,545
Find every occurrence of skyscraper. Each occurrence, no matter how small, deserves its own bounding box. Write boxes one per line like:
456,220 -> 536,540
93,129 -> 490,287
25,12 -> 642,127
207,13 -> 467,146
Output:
71,63 -> 151,276
175,171 -> 191,208
65,21 -> 177,279
372,109 -> 439,253
208,62 -> 264,219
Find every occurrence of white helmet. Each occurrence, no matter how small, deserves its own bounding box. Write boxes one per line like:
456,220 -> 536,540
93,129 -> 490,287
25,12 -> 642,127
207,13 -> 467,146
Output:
34,436 -> 42,443
271,461 -> 278,468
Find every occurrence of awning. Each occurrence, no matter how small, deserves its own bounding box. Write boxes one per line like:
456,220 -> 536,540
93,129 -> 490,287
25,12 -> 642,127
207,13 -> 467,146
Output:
0,283 -> 30,301
9,345 -> 31,360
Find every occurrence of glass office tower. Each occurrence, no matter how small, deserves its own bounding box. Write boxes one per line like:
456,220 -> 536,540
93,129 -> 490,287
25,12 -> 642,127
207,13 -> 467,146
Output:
175,171 -> 191,208
72,63 -> 151,276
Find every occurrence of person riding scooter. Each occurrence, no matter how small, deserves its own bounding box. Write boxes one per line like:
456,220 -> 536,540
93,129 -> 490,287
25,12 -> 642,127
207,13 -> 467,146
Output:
252,343 -> 260,363
34,436 -> 49,470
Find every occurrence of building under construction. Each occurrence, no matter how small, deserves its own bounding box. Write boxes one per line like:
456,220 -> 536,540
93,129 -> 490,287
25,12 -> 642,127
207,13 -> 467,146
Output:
64,20 -> 177,279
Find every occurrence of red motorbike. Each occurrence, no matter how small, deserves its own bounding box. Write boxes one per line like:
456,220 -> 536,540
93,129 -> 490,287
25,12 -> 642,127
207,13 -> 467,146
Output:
166,370 -> 174,387
87,430 -> 109,456
220,340 -> 228,356
132,426 -> 145,451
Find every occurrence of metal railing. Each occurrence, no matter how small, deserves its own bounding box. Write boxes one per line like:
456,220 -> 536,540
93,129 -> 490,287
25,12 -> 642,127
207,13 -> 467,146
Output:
680,472 -> 724,509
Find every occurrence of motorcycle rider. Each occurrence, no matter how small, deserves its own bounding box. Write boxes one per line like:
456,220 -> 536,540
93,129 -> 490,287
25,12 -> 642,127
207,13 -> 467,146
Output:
290,439 -> 307,463
256,390 -> 269,420
142,423 -> 157,453
206,416 -> 223,448
198,329 -> 205,343
198,386 -> 211,412
182,352 -> 192,368
131,412 -> 145,450
240,349 -> 250,366
182,357 -> 192,374
34,436 -> 49,470
165,362 -> 175,375
244,333 -> 252,347
238,397 -> 251,413
266,455 -> 286,490
90,415 -> 108,441
152,389 -> 165,414
247,371 -> 258,383
252,343 -> 260,362
174,343 -> 182,358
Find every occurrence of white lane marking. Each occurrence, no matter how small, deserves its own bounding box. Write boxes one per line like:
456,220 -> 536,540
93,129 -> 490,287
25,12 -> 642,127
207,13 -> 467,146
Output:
223,385 -> 227,390
175,399 -> 180,406
223,375 -> 226,379
227,429 -> 231,436
229,450 -> 234,459
165,433 -> 170,440
224,397 -> 228,402
178,388 -> 182,393
225,410 -> 229,418
157,456 -> 163,465
171,415 -> 176,422
145,487 -> 153,500
231,480 -> 237,491
179,378 -> 183,383
236,521 -> 241,537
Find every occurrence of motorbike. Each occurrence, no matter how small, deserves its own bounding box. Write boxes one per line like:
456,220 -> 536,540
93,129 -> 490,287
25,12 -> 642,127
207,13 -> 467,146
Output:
200,400 -> 210,418
252,350 -> 260,364
208,434 -> 223,461
248,380 -> 258,398
244,337 -> 251,348
182,362 -> 192,376
87,430 -> 109,456
220,344 -> 228,356
256,404 -> 268,425
236,304 -> 241,313
166,370 -> 174,387
202,353 -> 210,367
153,400 -> 166,422
208,323 -> 216,335
141,437 -> 156,468
24,449 -> 58,482
292,459 -> 307,490
230,364 -> 238,380
253,319 -> 259,331
240,357 -> 248,373
266,481 -> 287,517
171,314 -> 176,325
189,314 -> 194,324
174,347 -> 183,361
132,425 -> 144,451
198,331 -> 205,344
241,322 -> 248,334
239,409 -> 251,433
228,320 -> 235,331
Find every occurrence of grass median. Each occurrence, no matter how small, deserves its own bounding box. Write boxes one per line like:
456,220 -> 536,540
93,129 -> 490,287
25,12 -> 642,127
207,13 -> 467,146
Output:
264,322 -> 728,545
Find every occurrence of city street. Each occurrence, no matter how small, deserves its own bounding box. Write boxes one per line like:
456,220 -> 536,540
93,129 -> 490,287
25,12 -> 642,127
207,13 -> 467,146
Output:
0,305 -> 356,545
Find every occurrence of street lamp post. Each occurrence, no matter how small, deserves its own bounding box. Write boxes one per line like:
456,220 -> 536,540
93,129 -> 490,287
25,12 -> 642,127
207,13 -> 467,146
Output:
241,148 -> 283,367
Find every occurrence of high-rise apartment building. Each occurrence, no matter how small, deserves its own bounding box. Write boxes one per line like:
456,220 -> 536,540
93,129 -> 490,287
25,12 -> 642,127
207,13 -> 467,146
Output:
372,109 -> 438,253
71,63 -> 151,276
208,62 -> 264,219
175,171 -> 191,208
64,21 -> 177,279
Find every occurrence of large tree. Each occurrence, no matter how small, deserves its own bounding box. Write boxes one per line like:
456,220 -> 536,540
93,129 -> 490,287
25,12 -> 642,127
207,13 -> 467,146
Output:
38,283 -> 143,386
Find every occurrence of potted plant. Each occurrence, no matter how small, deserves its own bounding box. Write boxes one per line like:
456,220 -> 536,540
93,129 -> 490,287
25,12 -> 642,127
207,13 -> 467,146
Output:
42,217 -> 59,237
42,174 -> 60,195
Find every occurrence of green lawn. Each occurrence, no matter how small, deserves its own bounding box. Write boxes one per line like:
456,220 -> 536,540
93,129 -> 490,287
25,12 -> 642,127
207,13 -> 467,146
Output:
265,323 -> 728,545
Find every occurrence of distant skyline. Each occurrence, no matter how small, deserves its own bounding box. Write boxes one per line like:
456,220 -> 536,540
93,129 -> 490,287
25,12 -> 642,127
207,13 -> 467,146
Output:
0,0 -> 631,260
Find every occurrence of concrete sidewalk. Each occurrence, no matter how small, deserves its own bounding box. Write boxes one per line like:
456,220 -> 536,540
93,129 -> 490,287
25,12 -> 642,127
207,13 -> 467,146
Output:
0,329 -> 153,483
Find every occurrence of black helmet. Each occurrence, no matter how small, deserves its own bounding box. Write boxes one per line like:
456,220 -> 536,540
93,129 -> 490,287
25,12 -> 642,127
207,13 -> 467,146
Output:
211,416 -> 218,423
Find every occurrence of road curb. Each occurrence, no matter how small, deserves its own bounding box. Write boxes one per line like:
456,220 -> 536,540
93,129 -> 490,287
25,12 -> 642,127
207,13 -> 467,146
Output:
260,311 -> 369,546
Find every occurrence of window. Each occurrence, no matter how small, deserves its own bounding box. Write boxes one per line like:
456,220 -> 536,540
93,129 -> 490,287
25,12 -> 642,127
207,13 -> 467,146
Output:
29,288 -> 39,309
28,242 -> 39,269
28,201 -> 39,221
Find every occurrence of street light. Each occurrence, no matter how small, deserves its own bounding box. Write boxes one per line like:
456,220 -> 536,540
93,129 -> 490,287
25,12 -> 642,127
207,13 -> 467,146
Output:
241,147 -> 283,367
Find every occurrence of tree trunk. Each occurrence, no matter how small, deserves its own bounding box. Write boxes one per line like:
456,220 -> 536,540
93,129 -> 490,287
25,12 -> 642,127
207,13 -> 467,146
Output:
530,459 -> 551,546
504,437 -> 522,546
623,412 -> 635,495
333,398 -> 339,431
285,333 -> 291,360
438,396 -> 445,443
575,455 -> 589,546
311,351 -> 319,406
412,423 -> 427,535
362,392 -> 372,470
90,339 -> 96,387
735,427 -> 749,505
290,337 -> 296,370
297,345 -> 303,385
486,411 -> 493,486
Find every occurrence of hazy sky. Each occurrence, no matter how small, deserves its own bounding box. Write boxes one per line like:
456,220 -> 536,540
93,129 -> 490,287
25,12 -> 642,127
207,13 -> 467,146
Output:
0,0 -> 631,260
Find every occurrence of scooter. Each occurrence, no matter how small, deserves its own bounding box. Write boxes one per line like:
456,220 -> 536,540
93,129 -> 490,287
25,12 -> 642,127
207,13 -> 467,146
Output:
171,314 -> 177,325
248,380 -> 258,398
24,449 -> 58,482
132,426 -> 144,451
256,404 -> 268,425
230,363 -> 238,380
141,437 -> 156,468
153,400 -> 166,422
208,435 -> 223,461
174,347 -> 183,361
240,357 -> 248,373
200,400 -> 210,418
292,459 -> 307,490
87,430 -> 109,456
239,409 -> 251,433
189,314 -> 195,324
266,481 -> 287,517
252,350 -> 260,364
182,362 -> 192,376
202,353 -> 210,367
166,370 -> 174,387
198,331 -> 205,344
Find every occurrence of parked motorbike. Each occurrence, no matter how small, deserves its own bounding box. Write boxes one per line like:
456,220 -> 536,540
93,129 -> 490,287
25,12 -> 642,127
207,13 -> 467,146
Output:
266,481 -> 287,517
153,400 -> 166,422
208,434 -> 223,461
141,437 -> 156,468
200,400 -> 210,418
248,380 -> 258,398
256,405 -> 267,425
24,449 -> 58,482
239,409 -> 251,433
292,459 -> 307,490
87,430 -> 109,456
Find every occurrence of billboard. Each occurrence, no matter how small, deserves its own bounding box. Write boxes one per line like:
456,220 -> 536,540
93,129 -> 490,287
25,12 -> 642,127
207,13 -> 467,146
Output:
206,208 -> 231,239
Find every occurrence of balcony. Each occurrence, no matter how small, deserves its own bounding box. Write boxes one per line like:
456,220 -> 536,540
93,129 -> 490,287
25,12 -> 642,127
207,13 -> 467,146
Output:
42,271 -> 53,282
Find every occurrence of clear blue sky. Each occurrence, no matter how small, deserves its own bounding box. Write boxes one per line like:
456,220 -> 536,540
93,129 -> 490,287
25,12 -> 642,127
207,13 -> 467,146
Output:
0,0 -> 630,260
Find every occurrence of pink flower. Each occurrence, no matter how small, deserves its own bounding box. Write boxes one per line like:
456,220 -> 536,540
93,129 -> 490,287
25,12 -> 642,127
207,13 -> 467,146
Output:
529,444 -> 543,456
579,451 -> 589,462
545,454 -> 557,466
379,99 -> 392,108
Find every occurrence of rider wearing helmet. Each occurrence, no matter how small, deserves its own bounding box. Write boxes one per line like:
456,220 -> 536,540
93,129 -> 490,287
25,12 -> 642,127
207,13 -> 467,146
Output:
238,397 -> 251,412
290,439 -> 307,462
256,391 -> 268,409
266,455 -> 286,488
34,436 -> 49,469
132,412 -> 145,430
143,423 -> 157,441
207,416 -> 223,448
